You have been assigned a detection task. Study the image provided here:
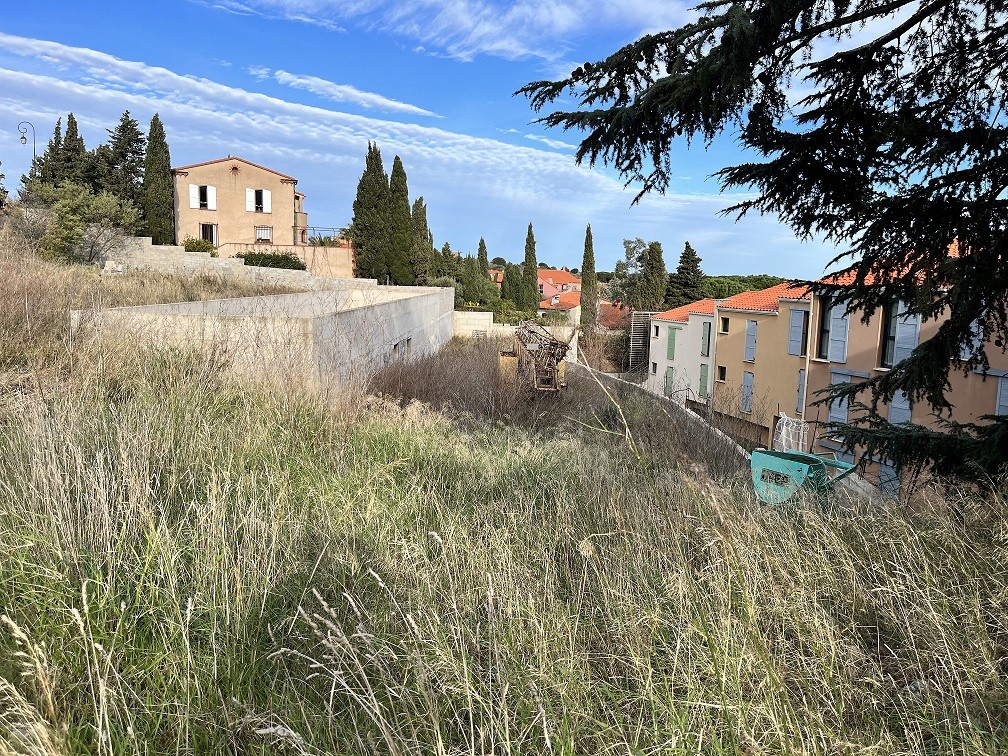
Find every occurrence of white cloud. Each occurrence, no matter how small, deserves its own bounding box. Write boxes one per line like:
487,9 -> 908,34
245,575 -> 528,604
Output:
270,69 -> 441,117
524,134 -> 576,150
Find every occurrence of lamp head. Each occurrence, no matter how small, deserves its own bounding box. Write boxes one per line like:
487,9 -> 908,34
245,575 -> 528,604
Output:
20,134 -> 27,146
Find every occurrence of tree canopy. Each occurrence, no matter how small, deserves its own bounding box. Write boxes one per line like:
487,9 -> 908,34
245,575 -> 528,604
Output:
665,241 -> 705,309
522,0 -> 1008,478
580,224 -> 598,334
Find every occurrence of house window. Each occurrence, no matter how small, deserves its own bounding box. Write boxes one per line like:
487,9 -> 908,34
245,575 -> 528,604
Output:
653,324 -> 659,338
651,362 -> 658,375
720,316 -> 729,334
817,296 -> 832,359
255,226 -> 272,244
744,320 -> 757,362
879,301 -> 899,368
740,371 -> 755,414
997,376 -> 1008,416
701,320 -> 711,357
189,184 -> 216,210
788,309 -> 809,356
246,188 -> 272,213
717,365 -> 727,382
699,363 -> 709,399
199,185 -> 209,209
255,189 -> 264,212
199,223 -> 217,247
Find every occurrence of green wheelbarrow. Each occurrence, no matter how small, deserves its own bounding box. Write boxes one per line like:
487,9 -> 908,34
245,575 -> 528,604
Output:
751,449 -> 858,504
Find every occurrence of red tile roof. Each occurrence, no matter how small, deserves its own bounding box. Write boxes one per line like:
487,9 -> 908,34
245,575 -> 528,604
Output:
819,240 -> 961,287
653,298 -> 717,323
538,268 -> 581,287
539,290 -> 581,311
719,282 -> 811,313
172,155 -> 298,182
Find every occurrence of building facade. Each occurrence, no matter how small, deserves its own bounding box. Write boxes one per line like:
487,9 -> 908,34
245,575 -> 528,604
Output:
172,156 -> 307,251
538,268 -> 581,298
646,299 -> 717,404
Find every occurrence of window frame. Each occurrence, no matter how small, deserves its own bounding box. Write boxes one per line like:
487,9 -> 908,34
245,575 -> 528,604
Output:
254,225 -> 273,244
816,296 -> 832,359
719,316 -> 729,334
879,301 -> 899,368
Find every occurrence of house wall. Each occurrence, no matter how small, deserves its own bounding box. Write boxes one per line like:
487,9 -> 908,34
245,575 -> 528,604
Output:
645,315 -> 715,403
173,160 -> 298,248
805,294 -> 1008,490
712,303 -> 810,448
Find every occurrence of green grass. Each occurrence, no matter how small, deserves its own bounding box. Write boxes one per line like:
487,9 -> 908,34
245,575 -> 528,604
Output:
0,253 -> 1006,755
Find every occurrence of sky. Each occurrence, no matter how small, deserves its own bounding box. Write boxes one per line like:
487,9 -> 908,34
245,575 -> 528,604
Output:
0,0 -> 840,278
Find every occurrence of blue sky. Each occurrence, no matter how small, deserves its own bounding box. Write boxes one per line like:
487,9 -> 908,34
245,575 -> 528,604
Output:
0,0 -> 839,277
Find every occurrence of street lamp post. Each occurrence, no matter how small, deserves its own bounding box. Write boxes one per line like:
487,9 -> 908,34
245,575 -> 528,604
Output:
18,120 -> 36,161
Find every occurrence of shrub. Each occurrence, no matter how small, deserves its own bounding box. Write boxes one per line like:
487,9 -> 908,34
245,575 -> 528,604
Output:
34,182 -> 139,263
183,236 -> 215,255
241,251 -> 307,270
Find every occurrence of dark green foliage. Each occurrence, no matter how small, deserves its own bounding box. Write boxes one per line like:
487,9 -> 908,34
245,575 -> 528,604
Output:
21,119 -> 62,195
477,238 -> 489,277
610,238 -> 666,311
387,155 -> 414,285
103,110 -> 146,206
410,197 -> 435,284
520,223 -> 539,309
36,182 -> 139,263
580,224 -> 598,333
490,256 -> 507,266
350,142 -> 391,282
500,263 -> 523,306
702,274 -> 786,300
142,114 -> 175,245
435,242 -> 460,280
60,114 -> 88,186
665,241 -> 705,309
522,1 -> 1008,479
638,241 -> 667,312
241,251 -> 307,270
183,237 -> 215,255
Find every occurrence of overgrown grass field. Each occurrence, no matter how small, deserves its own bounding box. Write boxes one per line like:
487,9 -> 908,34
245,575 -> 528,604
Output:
0,252 -> 1006,755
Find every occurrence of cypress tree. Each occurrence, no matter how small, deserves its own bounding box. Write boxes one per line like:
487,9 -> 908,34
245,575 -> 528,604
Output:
665,241 -> 705,308
350,142 -> 391,282
477,237 -> 489,277
579,224 -> 598,334
501,263 -> 523,306
105,110 -> 146,205
21,119 -> 62,195
521,223 -> 539,310
387,155 -> 414,285
637,241 -> 668,311
141,114 -> 175,244
60,113 -> 88,185
410,197 -> 434,284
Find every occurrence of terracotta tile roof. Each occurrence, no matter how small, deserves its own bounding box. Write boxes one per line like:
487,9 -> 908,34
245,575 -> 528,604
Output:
538,268 -> 581,286
719,282 -> 811,313
598,300 -> 631,330
172,155 -> 298,182
819,240 -> 961,287
653,298 -> 717,323
539,290 -> 581,311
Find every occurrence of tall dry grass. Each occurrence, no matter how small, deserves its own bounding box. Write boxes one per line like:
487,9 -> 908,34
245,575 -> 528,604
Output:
0,252 -> 1005,755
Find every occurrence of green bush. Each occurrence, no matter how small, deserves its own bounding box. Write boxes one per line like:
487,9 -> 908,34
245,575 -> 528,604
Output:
183,236 -> 215,255
241,251 -> 307,270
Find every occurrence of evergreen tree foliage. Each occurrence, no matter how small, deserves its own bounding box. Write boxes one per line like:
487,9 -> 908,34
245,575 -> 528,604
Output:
500,263 -> 524,307
579,224 -> 598,333
490,256 -> 507,266
637,241 -> 668,312
520,223 -> 539,310
702,274 -> 785,300
141,114 -> 175,244
22,119 -> 62,194
387,155 -> 414,285
104,110 -> 146,206
60,114 -> 88,186
522,0 -> 1008,479
350,143 -> 391,282
665,241 -> 705,309
477,238 -> 489,278
436,242 -> 460,280
410,197 -> 435,284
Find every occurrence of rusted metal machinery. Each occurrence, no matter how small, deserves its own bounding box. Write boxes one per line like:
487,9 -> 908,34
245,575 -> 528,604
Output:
499,320 -> 570,392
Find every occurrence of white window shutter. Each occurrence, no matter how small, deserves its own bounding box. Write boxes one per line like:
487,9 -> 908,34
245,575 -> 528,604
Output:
189,184 -> 199,209
829,301 -> 849,363
788,309 -> 804,355
207,185 -> 217,211
893,302 -> 921,364
263,189 -> 272,214
246,188 -> 255,212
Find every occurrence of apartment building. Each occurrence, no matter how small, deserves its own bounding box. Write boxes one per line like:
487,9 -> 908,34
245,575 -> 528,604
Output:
711,283 -> 812,448
804,274 -> 1008,496
172,156 -> 307,251
646,299 -> 717,403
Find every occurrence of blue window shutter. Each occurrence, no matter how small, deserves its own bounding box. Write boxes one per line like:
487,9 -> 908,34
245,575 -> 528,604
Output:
961,320 -> 982,360
889,389 -> 912,424
878,459 -> 900,499
829,371 -> 849,423
701,321 -> 711,357
667,328 -> 676,360
699,363 -> 709,398
829,301 -> 849,363
788,309 -> 804,355
744,320 -> 757,361
741,371 -> 754,413
998,376 -> 1008,416
893,302 -> 920,364
796,368 -> 806,414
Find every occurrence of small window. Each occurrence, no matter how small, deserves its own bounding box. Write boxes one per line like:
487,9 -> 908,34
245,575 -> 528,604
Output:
879,301 -> 899,368
254,189 -> 264,213
199,223 -> 217,247
255,226 -> 272,244
717,365 -> 727,382
653,324 -> 659,338
198,185 -> 209,209
817,296 -> 832,359
720,316 -> 729,334
651,362 -> 658,375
